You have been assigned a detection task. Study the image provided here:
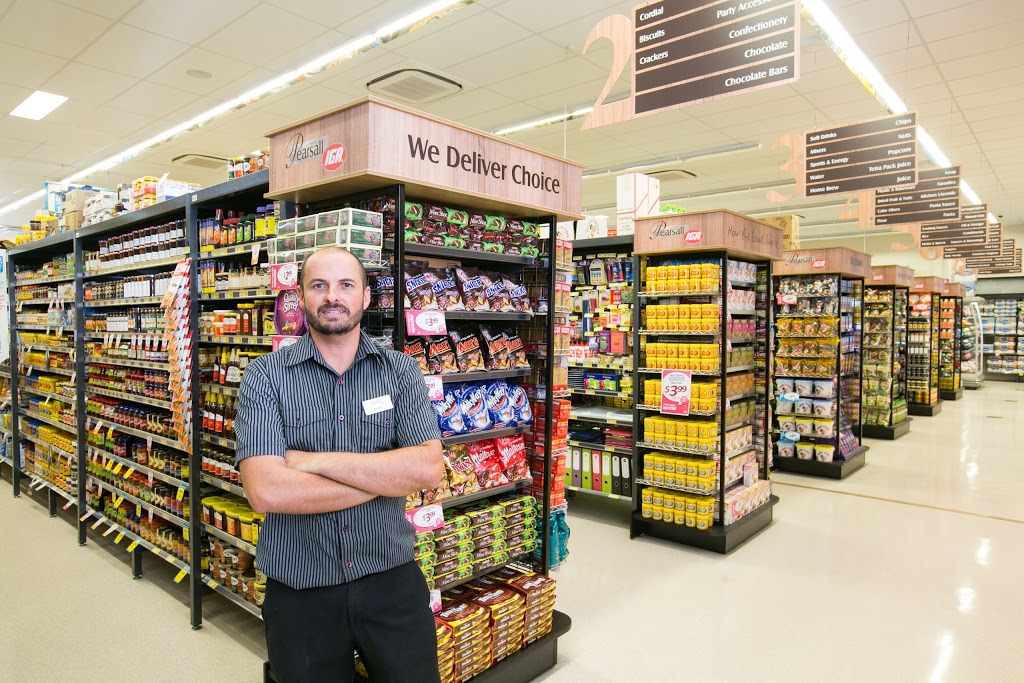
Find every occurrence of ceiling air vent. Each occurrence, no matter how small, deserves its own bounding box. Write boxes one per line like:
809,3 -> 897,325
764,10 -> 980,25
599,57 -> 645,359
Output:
171,153 -> 230,170
647,169 -> 697,182
367,69 -> 462,104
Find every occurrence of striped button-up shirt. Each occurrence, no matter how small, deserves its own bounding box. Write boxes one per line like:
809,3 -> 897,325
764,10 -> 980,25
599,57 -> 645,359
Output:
235,331 -> 441,590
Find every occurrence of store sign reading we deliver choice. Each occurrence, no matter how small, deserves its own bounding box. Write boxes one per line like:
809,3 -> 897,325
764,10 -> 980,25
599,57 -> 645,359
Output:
660,369 -> 693,415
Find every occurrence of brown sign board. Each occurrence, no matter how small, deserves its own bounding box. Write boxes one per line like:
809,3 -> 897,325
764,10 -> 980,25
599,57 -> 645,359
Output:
912,276 -> 946,294
633,209 -> 783,261
869,265 -> 915,287
631,0 -> 800,116
804,112 -> 917,197
773,247 -> 872,278
872,166 -> 960,226
942,283 -> 966,298
265,96 -> 583,220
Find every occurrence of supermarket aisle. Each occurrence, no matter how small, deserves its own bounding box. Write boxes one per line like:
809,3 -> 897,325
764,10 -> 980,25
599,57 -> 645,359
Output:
0,487 -> 267,682
542,382 -> 1024,682
1,383 -> 1023,682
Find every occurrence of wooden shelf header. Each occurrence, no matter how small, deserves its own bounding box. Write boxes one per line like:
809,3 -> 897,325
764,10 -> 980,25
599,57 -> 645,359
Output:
942,282 -> 966,298
265,96 -> 583,220
912,276 -> 946,294
869,265 -> 915,287
773,247 -> 872,278
632,210 -> 783,261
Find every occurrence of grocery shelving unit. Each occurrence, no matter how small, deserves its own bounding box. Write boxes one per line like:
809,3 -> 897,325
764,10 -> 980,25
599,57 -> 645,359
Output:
962,295 -> 985,389
627,210 -> 780,554
908,277 -> 945,415
979,295 -> 1024,381
939,283 -> 965,400
261,96 -> 581,681
567,236 -> 635,504
771,248 -> 870,479
861,265 -> 914,441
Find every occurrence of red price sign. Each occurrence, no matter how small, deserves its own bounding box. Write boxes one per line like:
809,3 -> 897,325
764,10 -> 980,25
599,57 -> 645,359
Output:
272,335 -> 302,351
405,503 -> 445,533
270,263 -> 299,291
405,310 -> 447,336
660,369 -> 692,416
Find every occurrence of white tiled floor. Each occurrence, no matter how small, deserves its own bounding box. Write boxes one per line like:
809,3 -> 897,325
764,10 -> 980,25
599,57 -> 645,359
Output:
2,382 -> 1023,682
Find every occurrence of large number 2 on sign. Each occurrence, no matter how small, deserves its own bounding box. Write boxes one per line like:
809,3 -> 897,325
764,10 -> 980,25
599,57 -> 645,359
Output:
581,15 -> 636,131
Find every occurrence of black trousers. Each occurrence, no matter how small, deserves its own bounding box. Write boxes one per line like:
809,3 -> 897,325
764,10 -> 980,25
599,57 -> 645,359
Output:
263,561 -> 441,683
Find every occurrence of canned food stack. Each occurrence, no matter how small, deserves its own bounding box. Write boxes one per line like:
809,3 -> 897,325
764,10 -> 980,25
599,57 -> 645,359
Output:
642,415 -> 720,453
641,486 -> 716,531
644,260 -> 722,294
641,452 -> 718,491
208,536 -> 264,607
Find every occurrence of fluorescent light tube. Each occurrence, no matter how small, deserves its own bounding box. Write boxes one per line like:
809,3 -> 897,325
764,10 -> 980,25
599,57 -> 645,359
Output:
10,91 -> 68,120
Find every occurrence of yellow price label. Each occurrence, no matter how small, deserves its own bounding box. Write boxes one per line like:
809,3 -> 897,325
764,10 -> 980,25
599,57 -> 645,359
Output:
174,569 -> 188,583
127,540 -> 139,552
105,459 -> 114,471
107,427 -> 114,439
136,504 -> 142,516
112,463 -> 122,474
123,467 -> 134,479
112,496 -> 123,508
114,532 -> 125,544
176,487 -> 185,501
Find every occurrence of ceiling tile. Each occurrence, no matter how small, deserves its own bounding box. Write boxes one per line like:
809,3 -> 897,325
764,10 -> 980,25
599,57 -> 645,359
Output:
69,106 -> 158,137
265,0 -> 370,29
51,0 -> 141,21
0,0 -> 112,59
492,0 -> 621,33
837,0 -> 908,35
390,10 -> 531,70
0,136 -> 39,158
315,50 -> 409,94
108,80 -> 202,118
0,83 -> 33,114
0,43 -> 68,90
148,47 -> 260,96
422,87 -> 519,122
938,45 -> 1024,82
445,35 -> 569,87
914,0 -> 1024,43
259,83 -> 353,119
77,24 -> 189,79
199,5 -> 331,66
206,105 -> 294,138
121,0 -> 257,44
948,66 -> 1024,98
42,62 -> 138,108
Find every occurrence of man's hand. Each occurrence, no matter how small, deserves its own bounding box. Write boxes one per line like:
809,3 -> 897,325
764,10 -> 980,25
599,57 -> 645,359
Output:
285,449 -> 316,472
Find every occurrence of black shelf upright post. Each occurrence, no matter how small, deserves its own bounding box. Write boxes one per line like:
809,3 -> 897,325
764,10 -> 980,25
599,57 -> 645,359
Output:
186,194 -> 204,630
393,185 -> 406,344
7,260 -> 19,498
74,235 -> 87,544
540,214 -> 557,573
629,252 -> 642,540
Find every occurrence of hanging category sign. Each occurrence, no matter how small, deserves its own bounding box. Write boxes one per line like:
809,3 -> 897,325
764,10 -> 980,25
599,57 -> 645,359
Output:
873,166 -> 960,226
920,218 -> 989,248
804,112 -> 918,197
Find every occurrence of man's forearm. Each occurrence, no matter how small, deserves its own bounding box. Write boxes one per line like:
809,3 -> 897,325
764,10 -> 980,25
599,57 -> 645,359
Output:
243,462 -> 376,514
288,441 -> 444,498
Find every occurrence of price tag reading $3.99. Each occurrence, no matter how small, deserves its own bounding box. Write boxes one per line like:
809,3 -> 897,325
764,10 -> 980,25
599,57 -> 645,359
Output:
405,503 -> 444,533
660,369 -> 693,416
405,310 -> 447,337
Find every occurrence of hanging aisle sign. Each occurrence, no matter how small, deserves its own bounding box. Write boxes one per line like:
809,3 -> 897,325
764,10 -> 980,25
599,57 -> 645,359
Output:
804,112 -> 918,197
873,166 -> 961,226
580,0 -> 801,130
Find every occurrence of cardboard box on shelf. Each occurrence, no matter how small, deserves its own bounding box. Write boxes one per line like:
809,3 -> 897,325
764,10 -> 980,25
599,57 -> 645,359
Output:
64,188 -> 99,213
762,214 -> 800,234
63,210 -> 85,230
616,172 -> 661,237
575,215 -> 608,240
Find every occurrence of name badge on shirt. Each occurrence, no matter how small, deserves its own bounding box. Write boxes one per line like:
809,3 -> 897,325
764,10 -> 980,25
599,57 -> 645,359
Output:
363,395 -> 394,416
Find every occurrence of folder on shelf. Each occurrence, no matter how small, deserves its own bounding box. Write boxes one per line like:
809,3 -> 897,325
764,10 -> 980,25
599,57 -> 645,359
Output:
591,451 -> 602,491
602,454 -> 613,493
611,455 -> 622,495
581,448 -> 591,490
571,447 -> 582,488
620,457 -> 632,498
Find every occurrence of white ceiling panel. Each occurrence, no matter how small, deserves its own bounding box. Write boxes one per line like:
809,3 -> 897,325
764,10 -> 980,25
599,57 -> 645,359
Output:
108,80 -> 203,118
206,105 -> 293,137
445,35 -> 569,86
458,103 -> 549,133
67,106 -> 157,137
390,9 -> 530,69
0,42 -> 68,90
902,0 -> 982,19
263,29 -> 353,73
947,66 -> 1024,99
258,82 -> 354,119
265,0 -> 370,29
198,4 -> 331,66
51,0 -> 141,21
42,62 -> 138,108
120,0 -> 256,44
0,136 -> 39,159
0,0 -> 112,59
148,47 -> 261,96
836,0 -> 908,35
913,0 -> 1024,43
491,0 -> 621,34
77,23 -> 189,79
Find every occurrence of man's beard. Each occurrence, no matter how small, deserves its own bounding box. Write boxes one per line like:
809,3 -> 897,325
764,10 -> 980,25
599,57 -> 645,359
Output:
305,301 -> 362,336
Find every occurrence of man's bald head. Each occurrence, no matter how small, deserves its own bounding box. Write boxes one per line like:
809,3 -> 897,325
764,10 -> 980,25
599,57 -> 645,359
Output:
298,246 -> 368,290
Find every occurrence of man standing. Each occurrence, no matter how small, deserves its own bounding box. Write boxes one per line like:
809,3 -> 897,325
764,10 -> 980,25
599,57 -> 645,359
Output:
235,246 -> 444,683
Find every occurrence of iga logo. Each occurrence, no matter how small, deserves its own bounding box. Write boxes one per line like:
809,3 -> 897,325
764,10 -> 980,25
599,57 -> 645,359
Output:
812,260 -> 827,269
684,230 -> 703,244
322,144 -> 347,171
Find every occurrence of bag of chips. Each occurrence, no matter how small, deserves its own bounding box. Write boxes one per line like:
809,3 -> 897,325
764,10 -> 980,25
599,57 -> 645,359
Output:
404,267 -> 439,311
502,276 -> 531,313
450,330 -> 485,374
443,444 -> 480,497
466,440 -> 510,490
428,336 -> 459,375
429,268 -> 465,312
480,327 -> 509,370
455,267 -> 490,312
503,333 -> 530,368
404,339 -> 429,374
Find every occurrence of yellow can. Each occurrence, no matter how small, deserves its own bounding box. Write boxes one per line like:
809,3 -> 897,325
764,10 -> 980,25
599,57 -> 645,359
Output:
685,511 -> 697,527
689,304 -> 702,320
653,456 -> 666,472
653,420 -> 665,445
643,467 -> 654,481
696,514 -> 713,531
662,506 -> 675,523
652,507 -> 663,522
674,510 -> 687,525
665,280 -> 679,293
651,490 -> 665,509
664,265 -> 678,280
643,452 -> 655,469
644,417 -> 657,442
641,488 -> 654,504
697,476 -> 714,493
666,304 -> 679,319
662,493 -> 674,511
685,460 -> 699,477
696,497 -> 713,515
697,461 -> 716,478
686,474 -> 698,490
642,503 -> 653,518
663,420 -> 677,446
685,496 -> 697,514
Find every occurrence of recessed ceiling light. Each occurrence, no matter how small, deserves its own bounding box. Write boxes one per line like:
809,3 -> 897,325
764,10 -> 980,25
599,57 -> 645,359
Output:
187,69 -> 212,79
10,91 -> 68,120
